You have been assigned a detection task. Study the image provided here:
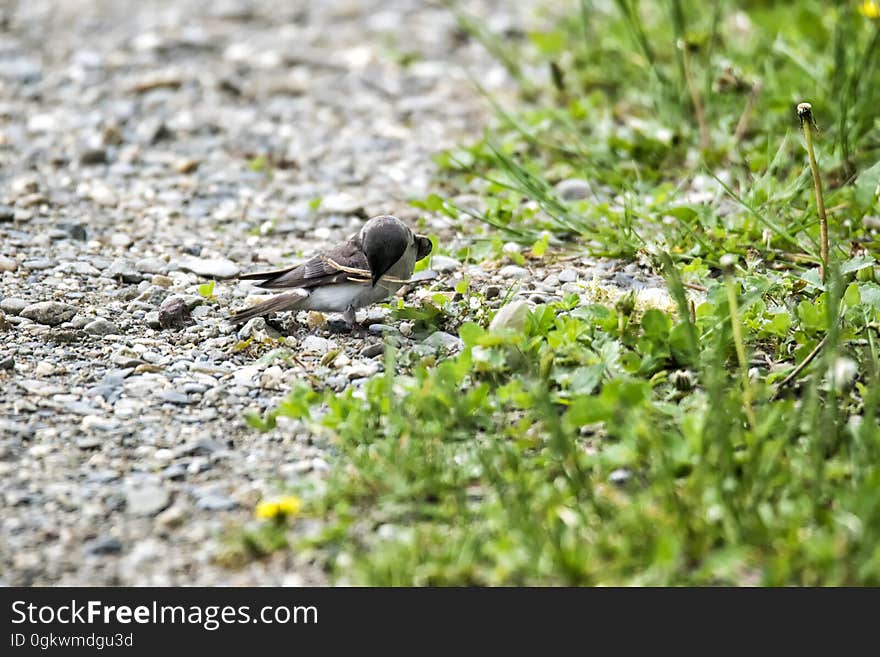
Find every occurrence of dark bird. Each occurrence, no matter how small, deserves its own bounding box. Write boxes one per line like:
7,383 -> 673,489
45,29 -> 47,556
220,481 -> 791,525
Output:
229,215 -> 433,327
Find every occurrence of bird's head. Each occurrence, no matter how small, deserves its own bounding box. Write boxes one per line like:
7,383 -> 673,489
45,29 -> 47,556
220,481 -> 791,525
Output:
361,215 -> 412,287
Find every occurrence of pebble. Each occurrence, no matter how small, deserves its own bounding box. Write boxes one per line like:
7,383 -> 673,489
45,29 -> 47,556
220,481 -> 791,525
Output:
195,494 -> 237,511
83,318 -> 118,336
19,301 -> 77,326
360,342 -> 384,358
558,268 -> 579,283
555,178 -> 592,201
0,256 -> 18,272
158,297 -> 193,330
489,299 -> 532,333
126,485 -> 171,516
0,298 -> 29,315
301,335 -> 332,354
159,390 -> 193,405
430,255 -> 460,273
136,257 -> 169,275
89,182 -> 118,207
176,255 -> 240,279
84,536 -> 123,556
80,148 -> 108,165
22,258 -> 54,270
499,265 -> 529,279
423,331 -> 463,352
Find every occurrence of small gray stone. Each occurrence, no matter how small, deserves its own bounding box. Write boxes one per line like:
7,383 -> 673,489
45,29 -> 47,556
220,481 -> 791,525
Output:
145,311 -> 161,329
20,301 -> 77,326
0,256 -> 18,272
499,265 -> 529,280
159,390 -> 193,405
609,468 -> 631,486
162,463 -> 187,480
176,255 -> 240,279
196,494 -> 237,511
84,318 -> 118,336
301,335 -> 332,354
106,259 -> 145,283
0,205 -> 14,222
555,178 -> 592,201
126,485 -> 171,516
80,148 -> 108,165
490,299 -> 532,333
57,223 -> 88,241
89,182 -> 118,207
558,268 -> 579,283
176,437 -> 222,457
0,298 -> 28,315
484,285 -> 502,300
135,257 -> 169,275
430,255 -> 460,273
0,355 -> 14,370
423,331 -> 463,352
110,233 -> 134,248
84,536 -> 123,555
158,297 -> 193,330
22,258 -> 54,270
360,343 -> 385,358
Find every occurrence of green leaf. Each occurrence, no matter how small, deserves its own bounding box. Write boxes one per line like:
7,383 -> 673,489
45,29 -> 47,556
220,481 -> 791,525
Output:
567,395 -> 611,425
857,282 -> 880,308
641,309 -> 671,339
844,282 -> 861,308
839,255 -> 876,276
458,322 -> 485,346
198,280 -> 215,299
855,160 -> 880,211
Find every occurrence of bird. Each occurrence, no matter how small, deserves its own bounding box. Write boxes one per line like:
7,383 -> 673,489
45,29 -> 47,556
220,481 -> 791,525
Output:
229,215 -> 433,328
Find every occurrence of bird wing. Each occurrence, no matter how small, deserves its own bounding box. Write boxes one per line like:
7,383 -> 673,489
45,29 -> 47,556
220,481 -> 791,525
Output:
239,240 -> 371,289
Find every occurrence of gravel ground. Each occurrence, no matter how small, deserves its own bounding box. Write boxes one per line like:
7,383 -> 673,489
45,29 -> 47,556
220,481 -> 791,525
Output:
0,0 -> 669,585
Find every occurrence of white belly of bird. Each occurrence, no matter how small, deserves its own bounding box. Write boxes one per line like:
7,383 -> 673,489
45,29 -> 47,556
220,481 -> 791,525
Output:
298,282 -> 398,312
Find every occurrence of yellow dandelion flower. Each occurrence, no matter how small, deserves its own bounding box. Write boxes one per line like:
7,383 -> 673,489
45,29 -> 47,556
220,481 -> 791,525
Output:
859,0 -> 880,19
255,495 -> 302,520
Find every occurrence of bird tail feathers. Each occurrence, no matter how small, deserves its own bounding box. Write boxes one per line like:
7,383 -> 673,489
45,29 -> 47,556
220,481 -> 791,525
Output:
227,290 -> 309,324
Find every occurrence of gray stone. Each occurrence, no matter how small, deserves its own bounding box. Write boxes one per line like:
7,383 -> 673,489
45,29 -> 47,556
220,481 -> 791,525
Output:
158,297 -> 193,330
360,342 -> 385,358
80,148 -> 108,165
430,255 -> 460,273
20,301 -> 77,326
423,331 -> 463,352
159,390 -> 192,405
301,335 -> 332,354
135,257 -> 169,275
83,318 -> 118,336
196,494 -> 237,511
555,178 -> 592,201
0,256 -> 18,272
126,485 -> 171,516
176,255 -> 240,279
106,259 -> 144,283
84,536 -> 123,556
558,268 -> 579,283
490,299 -> 532,333
0,298 -> 28,315
499,265 -> 529,280
22,258 -> 54,270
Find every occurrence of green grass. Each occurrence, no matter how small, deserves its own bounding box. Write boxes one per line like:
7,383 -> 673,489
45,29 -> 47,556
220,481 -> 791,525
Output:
235,1 -> 880,585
